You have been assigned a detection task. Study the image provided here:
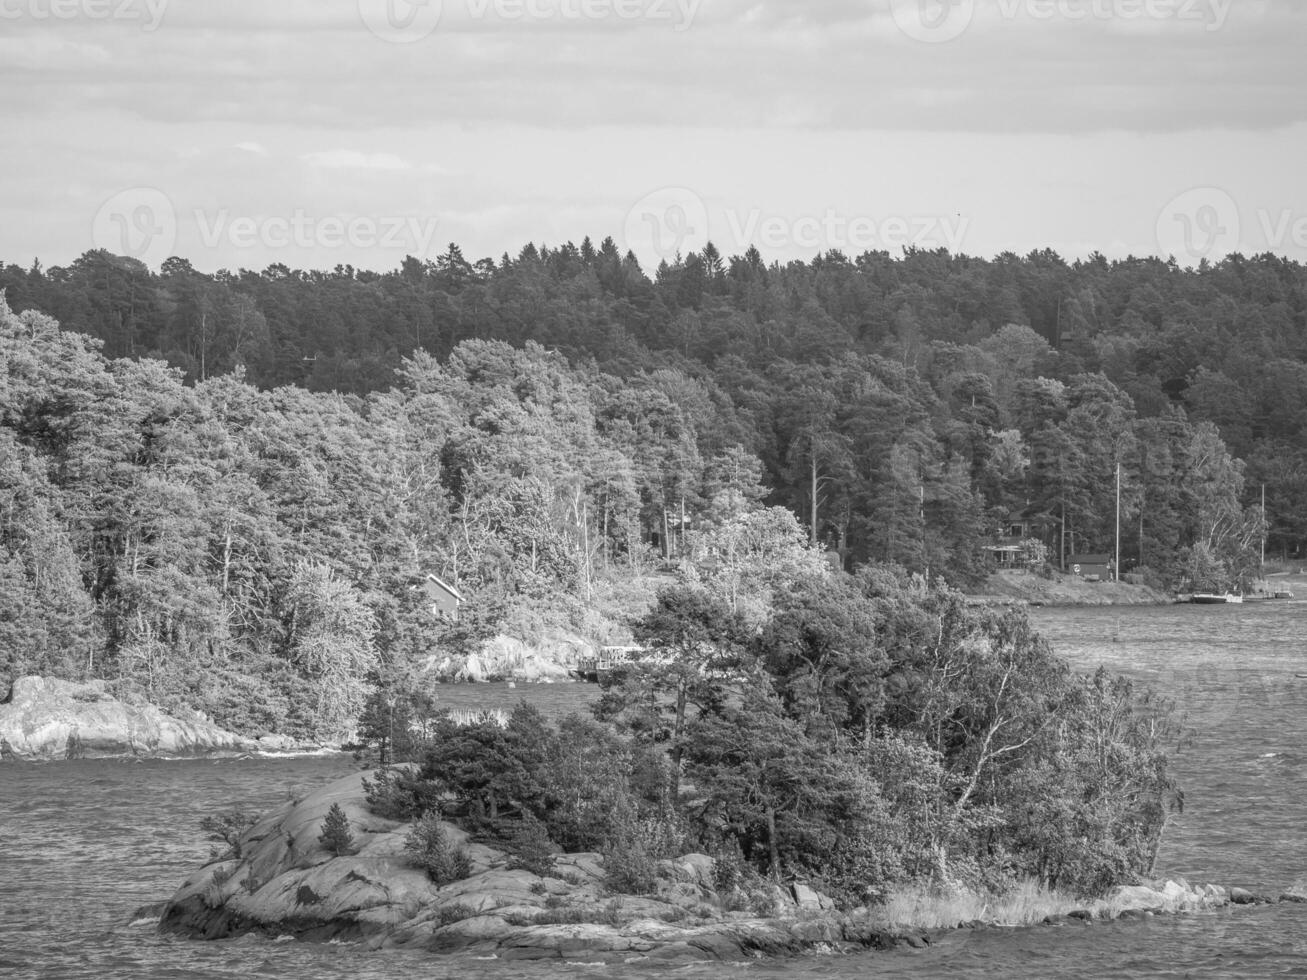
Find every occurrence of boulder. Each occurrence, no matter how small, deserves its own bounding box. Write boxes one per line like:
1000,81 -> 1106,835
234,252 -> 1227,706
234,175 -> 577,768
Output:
678,854 -> 716,889
791,883 -> 826,911
0,676 -> 254,762
1110,885 -> 1167,911
455,654 -> 488,684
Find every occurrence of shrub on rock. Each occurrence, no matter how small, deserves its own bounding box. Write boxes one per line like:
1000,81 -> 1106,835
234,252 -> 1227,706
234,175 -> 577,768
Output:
362,766 -> 444,820
506,812 -> 557,877
405,813 -> 472,884
318,803 -> 355,856
199,808 -> 260,861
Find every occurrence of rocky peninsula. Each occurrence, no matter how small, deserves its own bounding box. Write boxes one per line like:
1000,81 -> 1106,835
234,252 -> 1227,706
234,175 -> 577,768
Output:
159,770 -> 1297,964
0,676 -> 299,761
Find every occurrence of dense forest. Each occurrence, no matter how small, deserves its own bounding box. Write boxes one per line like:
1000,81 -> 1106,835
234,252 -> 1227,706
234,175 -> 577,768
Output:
0,242 -> 1296,737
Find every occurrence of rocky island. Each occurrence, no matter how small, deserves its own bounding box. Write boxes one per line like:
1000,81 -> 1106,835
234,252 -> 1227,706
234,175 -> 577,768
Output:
159,768 -> 1294,963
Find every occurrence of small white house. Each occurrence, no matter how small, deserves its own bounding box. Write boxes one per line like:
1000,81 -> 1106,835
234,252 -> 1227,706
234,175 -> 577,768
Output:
422,574 -> 464,621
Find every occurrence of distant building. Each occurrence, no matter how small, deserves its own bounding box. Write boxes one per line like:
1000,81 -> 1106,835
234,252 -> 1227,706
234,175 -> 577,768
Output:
1066,554 -> 1112,582
422,574 -> 464,621
983,514 -> 1045,569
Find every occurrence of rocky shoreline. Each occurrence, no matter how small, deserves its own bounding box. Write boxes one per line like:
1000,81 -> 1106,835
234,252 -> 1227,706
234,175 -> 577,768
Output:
157,770 -> 1303,963
968,569 -> 1170,608
0,676 -> 321,762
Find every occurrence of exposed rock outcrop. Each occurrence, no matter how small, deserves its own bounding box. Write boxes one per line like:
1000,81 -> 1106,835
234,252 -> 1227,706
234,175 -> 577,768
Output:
0,676 -> 256,762
159,770 -> 909,961
424,631 -> 591,684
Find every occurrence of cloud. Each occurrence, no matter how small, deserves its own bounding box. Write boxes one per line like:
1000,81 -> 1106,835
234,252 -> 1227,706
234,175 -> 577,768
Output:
2,0 -> 1306,272
0,0 -> 1302,134
301,150 -> 414,171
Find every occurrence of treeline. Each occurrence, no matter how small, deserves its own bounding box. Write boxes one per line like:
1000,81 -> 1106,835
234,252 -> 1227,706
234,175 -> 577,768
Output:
3,244 -> 1289,583
3,292 -> 865,737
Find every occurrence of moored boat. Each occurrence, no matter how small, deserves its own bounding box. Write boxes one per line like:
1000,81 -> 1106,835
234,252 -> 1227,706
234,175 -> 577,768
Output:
1192,593 -> 1243,604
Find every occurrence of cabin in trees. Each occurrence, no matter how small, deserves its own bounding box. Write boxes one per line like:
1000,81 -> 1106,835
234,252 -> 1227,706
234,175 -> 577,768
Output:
422,574 -> 464,621
982,514 -> 1044,569
1066,555 -> 1112,582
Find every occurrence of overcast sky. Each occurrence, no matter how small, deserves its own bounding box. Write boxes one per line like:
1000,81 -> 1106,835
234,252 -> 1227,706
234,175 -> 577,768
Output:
4,0 -> 1305,272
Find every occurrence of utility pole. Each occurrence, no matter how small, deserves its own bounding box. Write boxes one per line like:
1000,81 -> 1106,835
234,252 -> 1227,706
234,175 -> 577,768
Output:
1262,484 -> 1267,568
1115,461 -> 1121,583
811,452 -> 819,547
919,483 -> 928,582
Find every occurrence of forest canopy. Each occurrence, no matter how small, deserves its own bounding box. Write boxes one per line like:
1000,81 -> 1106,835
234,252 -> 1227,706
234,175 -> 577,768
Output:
0,241 -> 1290,734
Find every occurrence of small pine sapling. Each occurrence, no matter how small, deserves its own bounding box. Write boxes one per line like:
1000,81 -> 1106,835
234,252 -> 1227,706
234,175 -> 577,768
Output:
404,813 -> 472,885
319,802 -> 355,856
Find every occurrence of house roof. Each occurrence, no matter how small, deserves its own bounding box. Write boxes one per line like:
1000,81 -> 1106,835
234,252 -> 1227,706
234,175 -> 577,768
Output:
426,574 -> 465,602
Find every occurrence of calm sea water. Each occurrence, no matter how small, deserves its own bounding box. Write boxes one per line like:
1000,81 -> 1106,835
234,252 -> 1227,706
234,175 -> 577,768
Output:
5,590 -> 1307,979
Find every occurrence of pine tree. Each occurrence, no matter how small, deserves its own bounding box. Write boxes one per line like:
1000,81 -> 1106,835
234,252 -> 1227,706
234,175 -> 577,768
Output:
319,803 -> 355,856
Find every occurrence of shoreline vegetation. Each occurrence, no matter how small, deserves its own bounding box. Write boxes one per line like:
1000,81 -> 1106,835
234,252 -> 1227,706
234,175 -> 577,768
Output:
156,573 -> 1212,962
2,258 -> 1293,956
158,767 -> 1301,962
0,269 -> 1280,752
969,568 -> 1170,607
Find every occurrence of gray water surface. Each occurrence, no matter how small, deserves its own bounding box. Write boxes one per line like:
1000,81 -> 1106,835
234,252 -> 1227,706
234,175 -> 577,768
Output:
5,593 -> 1307,978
